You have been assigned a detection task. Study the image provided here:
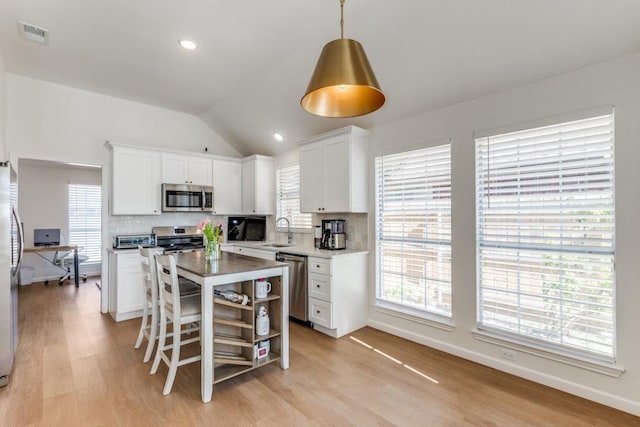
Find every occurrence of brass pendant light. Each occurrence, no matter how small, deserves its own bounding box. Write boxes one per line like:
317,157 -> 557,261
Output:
301,0 -> 385,118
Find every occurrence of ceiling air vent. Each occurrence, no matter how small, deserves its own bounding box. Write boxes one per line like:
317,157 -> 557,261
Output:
17,21 -> 49,45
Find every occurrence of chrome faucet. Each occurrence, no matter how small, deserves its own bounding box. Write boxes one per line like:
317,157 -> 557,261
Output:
275,217 -> 292,245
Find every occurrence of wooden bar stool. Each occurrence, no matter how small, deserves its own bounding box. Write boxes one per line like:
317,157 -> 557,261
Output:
134,247 -> 160,363
150,254 -> 202,395
135,249 -> 201,363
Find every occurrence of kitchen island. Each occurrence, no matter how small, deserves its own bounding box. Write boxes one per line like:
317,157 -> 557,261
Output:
174,251 -> 289,403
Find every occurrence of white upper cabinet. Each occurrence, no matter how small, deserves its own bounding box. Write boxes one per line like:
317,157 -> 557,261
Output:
161,153 -> 212,186
110,145 -> 161,215
299,126 -> 369,213
242,155 -> 274,215
212,158 -> 242,214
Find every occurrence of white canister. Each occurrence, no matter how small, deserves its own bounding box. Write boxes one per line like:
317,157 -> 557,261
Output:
256,315 -> 269,336
255,279 -> 272,299
256,306 -> 270,336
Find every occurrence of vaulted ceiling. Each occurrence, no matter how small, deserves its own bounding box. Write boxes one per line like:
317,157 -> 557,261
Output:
2,1 -> 640,156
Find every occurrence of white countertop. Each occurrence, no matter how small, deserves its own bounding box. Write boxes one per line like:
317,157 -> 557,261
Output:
107,242 -> 368,258
224,241 -> 368,259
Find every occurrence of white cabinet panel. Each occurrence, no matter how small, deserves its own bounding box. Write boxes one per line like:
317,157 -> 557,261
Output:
308,257 -> 331,275
212,158 -> 242,214
300,144 -> 323,213
322,137 -> 350,212
162,153 -> 212,186
309,298 -> 333,329
111,146 -> 161,215
241,155 -> 274,215
298,126 -> 369,213
309,272 -> 332,301
108,250 -> 159,322
308,254 -> 367,338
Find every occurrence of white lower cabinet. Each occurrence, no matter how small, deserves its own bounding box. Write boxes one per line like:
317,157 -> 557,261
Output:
108,249 -> 160,322
308,253 -> 368,338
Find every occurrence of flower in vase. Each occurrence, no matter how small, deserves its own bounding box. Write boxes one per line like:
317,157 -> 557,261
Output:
197,218 -> 223,244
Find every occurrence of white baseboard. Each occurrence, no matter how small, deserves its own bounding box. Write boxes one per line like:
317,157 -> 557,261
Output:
367,319 -> 640,417
32,271 -> 100,284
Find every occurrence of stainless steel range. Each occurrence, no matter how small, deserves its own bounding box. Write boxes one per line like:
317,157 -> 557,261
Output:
153,226 -> 204,253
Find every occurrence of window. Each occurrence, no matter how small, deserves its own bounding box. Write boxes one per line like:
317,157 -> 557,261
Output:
475,112 -> 615,360
68,183 -> 102,263
375,144 -> 452,318
276,164 -> 312,229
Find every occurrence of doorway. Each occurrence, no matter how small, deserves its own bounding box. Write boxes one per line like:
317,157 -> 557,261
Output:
17,158 -> 103,307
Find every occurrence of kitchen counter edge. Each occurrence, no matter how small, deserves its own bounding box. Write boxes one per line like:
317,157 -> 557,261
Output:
223,242 -> 368,259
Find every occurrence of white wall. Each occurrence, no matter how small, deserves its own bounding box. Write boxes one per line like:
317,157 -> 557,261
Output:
4,73 -> 243,307
367,52 -> 640,415
18,160 -> 101,281
5,73 -> 241,167
0,51 -> 6,160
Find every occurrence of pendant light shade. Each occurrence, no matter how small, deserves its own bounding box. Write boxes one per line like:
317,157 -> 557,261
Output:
301,1 -> 385,118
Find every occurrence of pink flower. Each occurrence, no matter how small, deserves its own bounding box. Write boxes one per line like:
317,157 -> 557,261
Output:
197,218 -> 211,231
198,218 -> 223,242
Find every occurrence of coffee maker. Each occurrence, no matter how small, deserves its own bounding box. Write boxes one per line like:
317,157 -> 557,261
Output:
320,219 -> 346,250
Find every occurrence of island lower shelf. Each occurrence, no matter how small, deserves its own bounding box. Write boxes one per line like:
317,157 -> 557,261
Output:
212,275 -> 283,385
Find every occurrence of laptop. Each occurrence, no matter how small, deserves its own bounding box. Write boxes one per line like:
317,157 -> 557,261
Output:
34,228 -> 61,247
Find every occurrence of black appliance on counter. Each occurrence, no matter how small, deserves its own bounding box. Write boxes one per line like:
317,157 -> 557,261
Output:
227,216 -> 266,241
320,219 -> 346,250
153,226 -> 205,253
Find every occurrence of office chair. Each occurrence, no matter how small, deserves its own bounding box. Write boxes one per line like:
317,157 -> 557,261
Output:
50,249 -> 89,285
59,252 -> 89,284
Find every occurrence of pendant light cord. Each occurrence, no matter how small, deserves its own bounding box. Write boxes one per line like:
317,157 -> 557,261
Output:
340,0 -> 345,39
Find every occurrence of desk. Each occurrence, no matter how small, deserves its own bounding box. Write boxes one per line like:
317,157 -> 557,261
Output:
24,245 -> 80,287
174,251 -> 289,403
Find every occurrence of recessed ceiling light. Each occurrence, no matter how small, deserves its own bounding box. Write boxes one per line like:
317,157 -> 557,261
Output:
179,39 -> 197,50
273,133 -> 284,142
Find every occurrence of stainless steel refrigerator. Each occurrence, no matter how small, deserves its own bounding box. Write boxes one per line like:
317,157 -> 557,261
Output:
0,162 -> 23,387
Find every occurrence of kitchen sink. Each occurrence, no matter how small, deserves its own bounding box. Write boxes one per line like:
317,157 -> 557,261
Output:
262,243 -> 292,248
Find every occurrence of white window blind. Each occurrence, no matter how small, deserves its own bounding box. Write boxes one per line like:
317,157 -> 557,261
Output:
68,184 -> 102,263
276,164 -> 312,229
476,113 -> 615,359
375,144 -> 452,317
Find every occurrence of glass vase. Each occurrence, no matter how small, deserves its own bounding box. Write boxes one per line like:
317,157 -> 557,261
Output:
205,238 -> 221,261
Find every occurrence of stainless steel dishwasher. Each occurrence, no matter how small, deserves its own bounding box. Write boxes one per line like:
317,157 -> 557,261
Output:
276,252 -> 309,325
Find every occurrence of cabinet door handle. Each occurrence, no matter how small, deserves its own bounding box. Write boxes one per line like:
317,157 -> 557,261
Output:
316,310 -> 320,314
316,284 -> 320,288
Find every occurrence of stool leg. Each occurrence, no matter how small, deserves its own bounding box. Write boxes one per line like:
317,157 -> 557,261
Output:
143,301 -> 158,363
134,302 -> 149,349
163,320 -> 182,395
150,306 -> 166,376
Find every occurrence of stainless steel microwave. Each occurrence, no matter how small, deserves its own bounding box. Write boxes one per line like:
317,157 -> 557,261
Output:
162,183 -> 213,212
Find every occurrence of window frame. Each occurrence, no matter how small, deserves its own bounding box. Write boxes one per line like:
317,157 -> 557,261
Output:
68,182 -> 102,264
474,107 -> 617,364
374,142 -> 453,323
275,163 -> 312,232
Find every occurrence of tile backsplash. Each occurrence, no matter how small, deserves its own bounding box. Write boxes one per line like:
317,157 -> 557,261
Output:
266,213 -> 368,251
109,212 -> 368,251
108,213 -> 226,237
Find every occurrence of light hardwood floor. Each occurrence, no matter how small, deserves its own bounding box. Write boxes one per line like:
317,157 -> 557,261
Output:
1,279 -> 638,426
